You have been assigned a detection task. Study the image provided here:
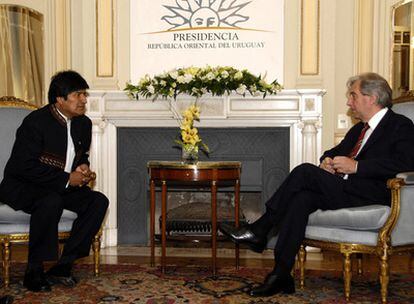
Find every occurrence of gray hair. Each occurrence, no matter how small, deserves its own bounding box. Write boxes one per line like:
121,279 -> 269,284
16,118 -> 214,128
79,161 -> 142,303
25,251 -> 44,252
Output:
347,72 -> 393,108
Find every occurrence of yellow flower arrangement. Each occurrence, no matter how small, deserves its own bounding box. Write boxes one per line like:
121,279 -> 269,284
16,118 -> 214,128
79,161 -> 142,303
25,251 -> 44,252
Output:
174,104 -> 209,161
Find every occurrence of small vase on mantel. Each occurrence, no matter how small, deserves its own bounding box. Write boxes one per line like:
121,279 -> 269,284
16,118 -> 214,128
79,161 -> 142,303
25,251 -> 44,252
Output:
181,146 -> 198,164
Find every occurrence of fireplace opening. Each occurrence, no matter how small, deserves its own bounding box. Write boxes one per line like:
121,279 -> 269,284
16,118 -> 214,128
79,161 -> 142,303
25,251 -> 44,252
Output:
155,191 -> 262,237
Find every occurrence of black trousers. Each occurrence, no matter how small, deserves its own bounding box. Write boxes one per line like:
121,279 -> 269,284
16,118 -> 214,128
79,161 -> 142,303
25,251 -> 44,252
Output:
23,186 -> 109,263
259,163 -> 385,276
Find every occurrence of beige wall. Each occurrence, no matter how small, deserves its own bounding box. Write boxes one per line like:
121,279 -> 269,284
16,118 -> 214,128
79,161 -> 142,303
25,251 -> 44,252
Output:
0,0 -> 400,151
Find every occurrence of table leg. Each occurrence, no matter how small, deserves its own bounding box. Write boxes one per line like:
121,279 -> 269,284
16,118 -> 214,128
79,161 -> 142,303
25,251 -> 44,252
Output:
235,179 -> 240,269
150,179 -> 156,267
211,180 -> 217,276
161,180 -> 167,274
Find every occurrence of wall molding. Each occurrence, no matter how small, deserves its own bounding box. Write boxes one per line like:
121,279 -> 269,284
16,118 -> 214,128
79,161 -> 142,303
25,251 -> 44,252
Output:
96,0 -> 114,77
355,0 -> 374,73
300,0 -> 320,75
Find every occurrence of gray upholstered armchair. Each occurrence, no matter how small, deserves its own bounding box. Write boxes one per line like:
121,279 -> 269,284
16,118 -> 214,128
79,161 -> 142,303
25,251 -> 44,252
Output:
294,100 -> 414,304
0,97 -> 102,288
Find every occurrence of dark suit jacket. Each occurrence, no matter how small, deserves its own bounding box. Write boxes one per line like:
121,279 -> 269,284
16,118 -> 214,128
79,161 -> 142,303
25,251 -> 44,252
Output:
0,104 -> 92,211
320,109 -> 414,203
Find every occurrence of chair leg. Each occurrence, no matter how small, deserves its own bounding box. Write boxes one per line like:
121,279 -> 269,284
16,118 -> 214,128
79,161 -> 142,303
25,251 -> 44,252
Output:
379,251 -> 389,304
299,245 -> 306,289
93,234 -> 101,276
2,240 -> 11,288
342,252 -> 352,301
356,253 -> 363,275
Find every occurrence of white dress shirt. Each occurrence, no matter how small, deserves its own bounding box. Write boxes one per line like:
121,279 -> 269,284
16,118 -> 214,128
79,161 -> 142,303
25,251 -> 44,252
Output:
56,109 -> 76,180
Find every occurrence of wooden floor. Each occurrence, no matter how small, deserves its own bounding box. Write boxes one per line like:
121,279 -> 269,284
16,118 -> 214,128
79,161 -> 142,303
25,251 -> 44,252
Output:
7,244 -> 414,274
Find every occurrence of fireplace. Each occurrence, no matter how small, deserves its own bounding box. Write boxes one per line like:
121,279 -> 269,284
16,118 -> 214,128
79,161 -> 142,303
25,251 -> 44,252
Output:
85,90 -> 324,247
117,127 -> 289,244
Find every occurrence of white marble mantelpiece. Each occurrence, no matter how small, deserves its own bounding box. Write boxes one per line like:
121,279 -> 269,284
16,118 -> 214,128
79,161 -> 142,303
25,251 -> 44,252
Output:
86,89 -> 325,247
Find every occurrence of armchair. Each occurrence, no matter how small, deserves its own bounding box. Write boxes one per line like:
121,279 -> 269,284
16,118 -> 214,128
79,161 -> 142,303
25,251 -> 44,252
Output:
0,97 -> 102,288
294,100 -> 414,304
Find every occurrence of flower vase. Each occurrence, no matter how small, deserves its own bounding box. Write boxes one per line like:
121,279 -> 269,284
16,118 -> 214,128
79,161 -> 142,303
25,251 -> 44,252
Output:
181,147 -> 198,164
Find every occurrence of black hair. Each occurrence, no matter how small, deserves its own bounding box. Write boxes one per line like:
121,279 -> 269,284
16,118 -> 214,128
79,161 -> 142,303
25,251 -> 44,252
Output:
48,70 -> 89,104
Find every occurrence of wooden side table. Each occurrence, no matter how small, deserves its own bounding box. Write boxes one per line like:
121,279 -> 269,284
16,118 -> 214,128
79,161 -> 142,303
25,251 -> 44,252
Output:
147,161 -> 242,275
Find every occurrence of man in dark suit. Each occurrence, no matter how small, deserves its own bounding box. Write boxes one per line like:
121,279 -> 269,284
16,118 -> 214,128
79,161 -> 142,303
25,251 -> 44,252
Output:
0,71 -> 109,292
220,72 -> 414,297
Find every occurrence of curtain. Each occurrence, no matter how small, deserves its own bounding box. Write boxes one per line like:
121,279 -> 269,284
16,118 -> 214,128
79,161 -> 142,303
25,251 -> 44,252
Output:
0,5 -> 43,106
0,6 -> 14,97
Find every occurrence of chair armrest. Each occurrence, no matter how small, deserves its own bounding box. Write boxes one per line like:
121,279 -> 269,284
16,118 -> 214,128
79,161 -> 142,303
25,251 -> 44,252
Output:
386,174 -> 414,246
396,172 -> 414,184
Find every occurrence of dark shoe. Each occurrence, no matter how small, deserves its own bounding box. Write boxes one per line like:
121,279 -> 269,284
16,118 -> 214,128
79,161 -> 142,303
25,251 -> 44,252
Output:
46,264 -> 77,287
249,272 -> 295,297
0,295 -> 14,304
23,269 -> 51,292
219,223 -> 266,253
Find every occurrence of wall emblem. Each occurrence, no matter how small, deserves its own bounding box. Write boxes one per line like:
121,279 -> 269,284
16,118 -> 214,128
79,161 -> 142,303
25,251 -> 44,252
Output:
162,0 -> 251,30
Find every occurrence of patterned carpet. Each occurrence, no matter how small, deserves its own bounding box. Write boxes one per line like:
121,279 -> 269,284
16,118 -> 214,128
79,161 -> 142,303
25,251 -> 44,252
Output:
3,263 -> 414,303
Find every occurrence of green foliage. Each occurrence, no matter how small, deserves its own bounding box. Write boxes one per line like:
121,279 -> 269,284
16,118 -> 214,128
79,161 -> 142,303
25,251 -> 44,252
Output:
124,66 -> 283,100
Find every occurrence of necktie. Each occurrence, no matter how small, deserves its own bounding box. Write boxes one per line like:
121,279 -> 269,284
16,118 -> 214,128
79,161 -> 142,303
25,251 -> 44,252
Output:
348,123 -> 369,159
